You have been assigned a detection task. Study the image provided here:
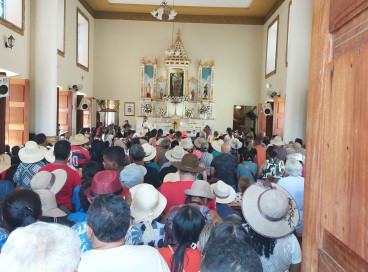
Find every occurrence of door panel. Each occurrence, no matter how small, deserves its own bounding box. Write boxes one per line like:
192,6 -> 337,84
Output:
272,97 -> 285,137
58,90 -> 72,137
257,103 -> 266,136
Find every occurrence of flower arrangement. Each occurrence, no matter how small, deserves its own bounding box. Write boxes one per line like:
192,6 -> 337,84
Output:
199,104 -> 211,115
142,103 -> 153,115
163,95 -> 190,102
158,108 -> 166,117
185,108 -> 195,118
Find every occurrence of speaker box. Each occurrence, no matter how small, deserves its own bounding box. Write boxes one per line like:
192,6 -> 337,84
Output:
78,98 -> 91,110
246,110 -> 257,120
262,103 -> 273,116
0,77 -> 10,98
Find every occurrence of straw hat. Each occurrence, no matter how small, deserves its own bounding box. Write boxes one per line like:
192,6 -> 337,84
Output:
287,152 -> 304,163
270,136 -> 285,146
85,170 -> 130,200
242,180 -> 300,239
173,153 -> 205,173
142,143 -> 157,162
180,138 -> 193,150
194,138 -> 206,148
35,189 -> 66,217
184,180 -> 215,199
165,146 -> 187,162
163,172 -> 180,183
18,141 -> 47,164
137,130 -> 147,138
229,138 -> 243,150
130,183 -> 167,223
30,170 -> 67,195
114,139 -> 126,149
212,139 -> 224,153
69,134 -> 89,146
45,146 -> 55,163
0,154 -> 11,173
210,180 -> 236,204
120,164 -> 147,188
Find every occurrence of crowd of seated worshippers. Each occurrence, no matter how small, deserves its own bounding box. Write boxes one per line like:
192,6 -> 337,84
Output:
0,123 -> 305,271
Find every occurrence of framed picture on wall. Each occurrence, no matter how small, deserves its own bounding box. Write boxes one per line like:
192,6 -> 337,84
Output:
198,60 -> 215,101
124,102 -> 135,116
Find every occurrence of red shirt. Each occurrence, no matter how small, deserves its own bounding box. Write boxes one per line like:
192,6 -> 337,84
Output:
39,164 -> 82,210
69,145 -> 91,168
159,180 -> 216,214
157,247 -> 201,272
254,145 -> 266,167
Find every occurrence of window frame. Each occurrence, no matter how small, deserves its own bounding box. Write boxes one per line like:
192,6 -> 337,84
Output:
57,0 -> 66,57
76,7 -> 90,72
0,0 -> 25,36
265,15 -> 279,79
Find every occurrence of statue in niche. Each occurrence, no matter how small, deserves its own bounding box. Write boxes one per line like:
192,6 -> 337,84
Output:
159,88 -> 163,100
146,83 -> 151,98
191,89 -> 195,100
170,69 -> 184,96
203,84 -> 209,99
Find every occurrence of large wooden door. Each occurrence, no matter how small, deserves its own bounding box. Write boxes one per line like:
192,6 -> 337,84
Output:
303,0 -> 368,270
58,90 -> 72,137
257,103 -> 266,136
272,97 -> 284,137
4,79 -> 30,147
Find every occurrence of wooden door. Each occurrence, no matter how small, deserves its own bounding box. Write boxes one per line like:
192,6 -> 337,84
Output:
303,0 -> 368,270
58,90 -> 72,137
272,97 -> 285,137
257,103 -> 266,136
4,79 -> 30,148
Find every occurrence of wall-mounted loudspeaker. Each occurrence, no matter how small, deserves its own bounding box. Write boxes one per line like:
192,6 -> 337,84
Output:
262,103 -> 273,116
0,77 -> 10,98
78,98 -> 91,110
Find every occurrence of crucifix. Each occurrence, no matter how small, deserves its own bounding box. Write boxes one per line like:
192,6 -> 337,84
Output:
172,121 -> 178,130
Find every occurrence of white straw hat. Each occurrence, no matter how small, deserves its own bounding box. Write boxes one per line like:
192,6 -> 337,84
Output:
210,180 -> 236,204
165,146 -> 187,162
0,154 -> 11,173
142,143 -> 157,162
270,136 -> 285,146
18,141 -> 47,164
30,170 -> 68,195
69,134 -> 89,146
212,139 -> 224,153
242,180 -> 300,239
184,180 -> 215,199
35,189 -> 66,218
194,138 -> 206,148
163,172 -> 180,183
180,138 -> 194,150
229,138 -> 243,150
137,130 -> 148,138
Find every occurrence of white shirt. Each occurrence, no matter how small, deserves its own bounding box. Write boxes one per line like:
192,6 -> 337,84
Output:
138,121 -> 153,132
78,244 -> 170,272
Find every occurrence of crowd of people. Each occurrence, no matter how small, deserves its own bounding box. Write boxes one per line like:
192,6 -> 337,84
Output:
0,121 -> 306,271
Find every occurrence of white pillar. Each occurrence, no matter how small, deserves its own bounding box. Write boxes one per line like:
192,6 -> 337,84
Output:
283,0 -> 313,142
30,0 -> 58,136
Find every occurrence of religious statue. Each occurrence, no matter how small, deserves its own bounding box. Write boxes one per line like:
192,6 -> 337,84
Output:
172,72 -> 183,96
146,83 -> 151,98
203,84 -> 209,99
191,89 -> 195,100
160,88 -> 163,100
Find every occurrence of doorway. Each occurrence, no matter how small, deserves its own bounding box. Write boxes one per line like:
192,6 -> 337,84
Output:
233,105 -> 257,133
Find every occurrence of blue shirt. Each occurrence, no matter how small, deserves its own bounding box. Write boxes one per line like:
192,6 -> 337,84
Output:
237,161 -> 258,182
216,203 -> 240,219
210,153 -> 238,185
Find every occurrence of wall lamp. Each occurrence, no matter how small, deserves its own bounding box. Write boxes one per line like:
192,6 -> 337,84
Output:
5,35 -> 15,49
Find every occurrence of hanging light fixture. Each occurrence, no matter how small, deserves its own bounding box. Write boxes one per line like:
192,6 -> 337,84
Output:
151,0 -> 177,21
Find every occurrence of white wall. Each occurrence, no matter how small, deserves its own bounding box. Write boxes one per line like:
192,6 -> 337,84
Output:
93,20 -> 263,132
283,0 -> 313,142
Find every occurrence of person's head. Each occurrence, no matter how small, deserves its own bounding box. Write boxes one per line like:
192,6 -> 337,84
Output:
201,236 -> 262,272
171,140 -> 179,149
285,158 -> 302,177
242,149 -> 254,162
175,131 -> 182,140
294,138 -> 303,146
198,221 -> 221,253
263,136 -> 270,146
169,129 -> 175,135
226,127 -> 232,136
11,146 -> 20,156
35,133 -> 47,147
161,139 -> 171,150
149,129 -> 157,139
221,143 -> 231,153
171,206 -> 205,272
174,154 -> 206,181
184,179 -> 215,206
254,137 -> 263,146
87,194 -> 131,244
79,180 -> 92,212
266,146 -> 278,159
238,177 -> 253,194
0,222 -> 80,272
54,140 -> 71,161
102,146 -> 126,171
82,161 -> 102,181
143,116 -> 148,122
200,142 -> 209,152
2,190 -> 42,232
130,144 -> 145,162
4,144 -> 10,153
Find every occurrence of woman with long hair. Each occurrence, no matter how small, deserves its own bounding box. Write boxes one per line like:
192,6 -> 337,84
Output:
158,205 -> 205,272
257,146 -> 285,179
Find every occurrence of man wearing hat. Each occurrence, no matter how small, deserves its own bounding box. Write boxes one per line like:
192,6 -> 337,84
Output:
69,134 -> 91,168
270,136 -> 287,162
159,145 -> 186,183
159,153 -> 206,214
210,180 -> 239,219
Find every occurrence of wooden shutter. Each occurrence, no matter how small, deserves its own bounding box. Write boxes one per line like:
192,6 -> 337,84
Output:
58,90 -> 72,137
272,97 -> 285,137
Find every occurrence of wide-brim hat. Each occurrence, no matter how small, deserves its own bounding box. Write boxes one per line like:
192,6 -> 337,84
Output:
18,141 -> 47,164
270,136 -> 285,146
242,181 -> 300,239
212,139 -> 224,153
85,170 -> 130,200
184,180 -> 215,199
120,163 -> 147,188
163,172 -> 180,183
287,152 -> 304,164
0,154 -> 11,173
130,183 -> 167,223
30,169 -> 68,195
173,153 -> 205,173
142,143 -> 157,162
230,138 -> 243,150
180,138 -> 194,150
69,134 -> 89,146
210,180 -> 236,204
194,138 -> 206,148
137,130 -> 148,138
35,189 -> 67,218
45,146 -> 55,163
165,146 -> 187,162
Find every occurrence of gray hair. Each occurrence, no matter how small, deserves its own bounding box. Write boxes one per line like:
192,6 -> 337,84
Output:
200,141 -> 209,152
285,158 -> 302,177
130,144 -> 145,161
0,222 -> 80,272
199,131 -> 206,138
161,139 -> 171,149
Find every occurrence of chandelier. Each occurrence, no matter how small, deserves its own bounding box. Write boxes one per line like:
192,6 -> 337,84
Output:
150,0 -> 177,21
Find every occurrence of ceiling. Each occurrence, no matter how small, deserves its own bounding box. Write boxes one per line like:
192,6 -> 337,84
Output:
81,0 -> 282,24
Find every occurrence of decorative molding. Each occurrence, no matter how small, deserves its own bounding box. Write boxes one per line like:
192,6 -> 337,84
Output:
78,0 -> 96,18
0,0 -> 25,36
264,0 -> 286,23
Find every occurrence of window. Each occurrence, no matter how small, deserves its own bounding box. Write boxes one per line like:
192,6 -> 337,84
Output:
285,1 -> 292,67
265,15 -> 279,78
0,0 -> 24,35
76,8 -> 89,71
57,0 -> 66,56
